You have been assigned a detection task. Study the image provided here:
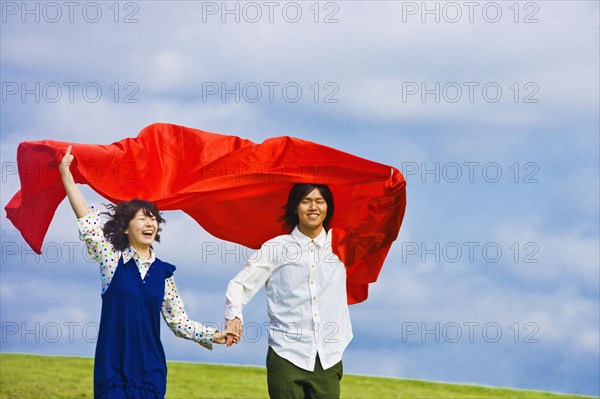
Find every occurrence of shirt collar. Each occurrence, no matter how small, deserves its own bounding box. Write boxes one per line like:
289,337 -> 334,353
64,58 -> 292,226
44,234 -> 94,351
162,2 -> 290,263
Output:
122,246 -> 155,264
291,225 -> 327,248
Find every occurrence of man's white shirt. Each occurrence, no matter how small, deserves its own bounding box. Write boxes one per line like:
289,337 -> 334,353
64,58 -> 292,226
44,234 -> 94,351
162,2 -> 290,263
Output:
225,226 -> 353,371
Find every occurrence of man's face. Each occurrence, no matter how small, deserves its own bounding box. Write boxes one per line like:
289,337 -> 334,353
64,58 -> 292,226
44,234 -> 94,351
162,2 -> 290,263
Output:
296,188 -> 328,233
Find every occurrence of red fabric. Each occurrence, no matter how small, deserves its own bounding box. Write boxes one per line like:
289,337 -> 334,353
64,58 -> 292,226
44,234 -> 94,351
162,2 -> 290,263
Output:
5,123 -> 406,304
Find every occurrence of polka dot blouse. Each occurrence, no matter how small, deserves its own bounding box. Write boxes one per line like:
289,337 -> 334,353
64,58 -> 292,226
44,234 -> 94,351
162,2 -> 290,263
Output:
77,206 -> 215,350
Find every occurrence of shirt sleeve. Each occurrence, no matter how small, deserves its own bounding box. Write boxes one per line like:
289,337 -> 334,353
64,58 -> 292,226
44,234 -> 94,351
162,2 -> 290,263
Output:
162,276 -> 215,350
224,240 -> 277,322
77,206 -> 118,294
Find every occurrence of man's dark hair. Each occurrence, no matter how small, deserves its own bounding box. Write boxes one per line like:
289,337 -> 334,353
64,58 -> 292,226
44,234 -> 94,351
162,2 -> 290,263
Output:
281,183 -> 334,233
102,199 -> 165,251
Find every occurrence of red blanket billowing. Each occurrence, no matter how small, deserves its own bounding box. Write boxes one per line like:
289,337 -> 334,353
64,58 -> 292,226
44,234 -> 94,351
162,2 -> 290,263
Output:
5,123 -> 406,304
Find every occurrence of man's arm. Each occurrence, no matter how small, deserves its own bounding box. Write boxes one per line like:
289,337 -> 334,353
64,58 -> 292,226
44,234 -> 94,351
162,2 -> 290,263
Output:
224,241 -> 278,346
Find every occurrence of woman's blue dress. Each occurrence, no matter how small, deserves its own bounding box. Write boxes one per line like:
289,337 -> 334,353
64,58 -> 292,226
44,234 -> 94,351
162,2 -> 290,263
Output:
93,256 -> 175,399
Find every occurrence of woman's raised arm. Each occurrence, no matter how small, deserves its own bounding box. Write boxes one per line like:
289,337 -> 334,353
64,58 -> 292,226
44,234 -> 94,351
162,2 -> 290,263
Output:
59,145 -> 89,219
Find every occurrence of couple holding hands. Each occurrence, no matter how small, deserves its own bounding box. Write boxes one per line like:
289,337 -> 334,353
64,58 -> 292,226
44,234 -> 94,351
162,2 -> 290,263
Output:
60,146 -> 352,399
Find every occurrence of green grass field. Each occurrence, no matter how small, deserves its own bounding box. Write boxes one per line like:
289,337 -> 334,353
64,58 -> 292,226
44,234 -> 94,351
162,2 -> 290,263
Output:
0,353 -> 594,399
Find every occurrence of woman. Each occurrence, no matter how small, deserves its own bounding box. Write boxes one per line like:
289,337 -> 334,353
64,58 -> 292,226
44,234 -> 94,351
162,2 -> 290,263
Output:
60,146 -> 238,399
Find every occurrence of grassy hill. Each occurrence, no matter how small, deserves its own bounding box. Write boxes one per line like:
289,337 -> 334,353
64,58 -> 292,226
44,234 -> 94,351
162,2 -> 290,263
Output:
0,353 -> 594,399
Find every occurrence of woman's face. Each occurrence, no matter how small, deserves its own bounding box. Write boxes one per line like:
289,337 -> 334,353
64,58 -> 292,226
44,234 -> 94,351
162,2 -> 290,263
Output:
125,208 -> 158,250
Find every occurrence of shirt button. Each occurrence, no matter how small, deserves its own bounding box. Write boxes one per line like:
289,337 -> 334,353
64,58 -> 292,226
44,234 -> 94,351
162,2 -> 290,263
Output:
310,281 -> 314,285
312,296 -> 316,300
314,313 -> 318,317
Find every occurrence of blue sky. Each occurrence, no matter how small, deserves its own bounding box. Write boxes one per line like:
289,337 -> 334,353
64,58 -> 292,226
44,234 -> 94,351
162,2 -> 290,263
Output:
1,1 -> 599,396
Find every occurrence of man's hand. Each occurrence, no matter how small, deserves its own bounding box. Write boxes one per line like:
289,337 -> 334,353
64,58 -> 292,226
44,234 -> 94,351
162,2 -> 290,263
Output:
212,329 -> 240,345
225,317 -> 243,347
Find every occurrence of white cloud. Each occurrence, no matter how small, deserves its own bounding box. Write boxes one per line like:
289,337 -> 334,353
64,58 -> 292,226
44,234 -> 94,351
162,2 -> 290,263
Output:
493,221 -> 599,289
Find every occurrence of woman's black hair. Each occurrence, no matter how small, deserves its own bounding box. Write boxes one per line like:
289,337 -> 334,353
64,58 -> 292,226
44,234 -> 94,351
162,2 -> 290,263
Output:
102,199 -> 165,251
280,183 -> 334,233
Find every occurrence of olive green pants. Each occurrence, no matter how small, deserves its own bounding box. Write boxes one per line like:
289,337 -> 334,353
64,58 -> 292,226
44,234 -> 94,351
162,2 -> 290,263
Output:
266,346 -> 343,399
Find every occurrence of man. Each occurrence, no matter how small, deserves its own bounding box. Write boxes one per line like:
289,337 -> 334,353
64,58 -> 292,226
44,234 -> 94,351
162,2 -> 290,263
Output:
224,183 -> 352,399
